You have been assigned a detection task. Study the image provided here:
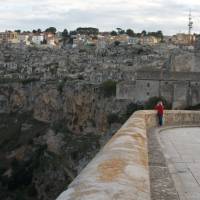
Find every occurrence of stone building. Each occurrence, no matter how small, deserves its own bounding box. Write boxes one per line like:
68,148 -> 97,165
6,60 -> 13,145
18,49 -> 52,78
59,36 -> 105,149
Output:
140,36 -> 160,45
171,33 -> 196,46
18,33 -> 31,45
117,70 -> 200,108
0,31 -> 19,44
32,33 -> 44,45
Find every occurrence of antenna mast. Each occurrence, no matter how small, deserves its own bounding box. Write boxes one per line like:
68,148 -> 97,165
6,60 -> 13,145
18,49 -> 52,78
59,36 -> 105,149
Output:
188,9 -> 193,35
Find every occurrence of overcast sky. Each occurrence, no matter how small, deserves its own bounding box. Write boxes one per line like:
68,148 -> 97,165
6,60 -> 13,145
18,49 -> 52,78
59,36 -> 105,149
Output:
1,0 -> 200,35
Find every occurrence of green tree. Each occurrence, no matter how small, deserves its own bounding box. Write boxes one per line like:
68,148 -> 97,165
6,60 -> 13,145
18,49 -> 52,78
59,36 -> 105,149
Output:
62,29 -> 69,38
23,31 -> 31,34
62,29 -> 69,45
126,103 -> 144,118
45,27 -> 57,34
145,96 -> 171,109
57,80 -> 65,94
126,29 -> 135,37
116,28 -> 125,35
110,31 -> 118,36
15,30 -> 21,33
156,30 -> 164,41
76,27 -> 99,35
107,113 -> 121,125
101,80 -> 117,97
68,37 -> 74,44
141,30 -> 147,36
147,31 -> 163,42
69,30 -> 77,36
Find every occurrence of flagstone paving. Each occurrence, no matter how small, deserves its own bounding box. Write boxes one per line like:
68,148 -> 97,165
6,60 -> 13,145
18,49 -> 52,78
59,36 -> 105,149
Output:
149,127 -> 200,200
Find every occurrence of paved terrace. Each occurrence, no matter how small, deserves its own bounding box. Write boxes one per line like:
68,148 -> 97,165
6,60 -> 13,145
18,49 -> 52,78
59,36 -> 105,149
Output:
56,110 -> 200,200
152,127 -> 200,200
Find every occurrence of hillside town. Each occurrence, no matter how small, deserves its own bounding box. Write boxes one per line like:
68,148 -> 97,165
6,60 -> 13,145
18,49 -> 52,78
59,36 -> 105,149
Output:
0,27 -> 196,48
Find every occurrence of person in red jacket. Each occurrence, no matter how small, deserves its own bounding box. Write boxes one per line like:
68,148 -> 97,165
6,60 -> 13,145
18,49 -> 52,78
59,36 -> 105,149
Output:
155,101 -> 164,126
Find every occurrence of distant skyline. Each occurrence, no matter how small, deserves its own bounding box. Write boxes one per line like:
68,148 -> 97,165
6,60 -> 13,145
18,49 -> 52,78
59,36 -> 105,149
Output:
1,0 -> 200,35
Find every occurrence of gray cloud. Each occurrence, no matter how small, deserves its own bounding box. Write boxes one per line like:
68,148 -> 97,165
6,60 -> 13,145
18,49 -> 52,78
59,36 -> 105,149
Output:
0,0 -> 199,35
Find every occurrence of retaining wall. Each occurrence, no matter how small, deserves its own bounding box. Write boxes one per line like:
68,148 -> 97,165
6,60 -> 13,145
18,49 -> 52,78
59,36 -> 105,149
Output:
56,110 -> 200,200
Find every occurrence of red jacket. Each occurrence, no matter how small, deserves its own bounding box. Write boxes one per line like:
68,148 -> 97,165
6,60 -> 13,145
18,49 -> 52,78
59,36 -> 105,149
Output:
155,104 -> 164,115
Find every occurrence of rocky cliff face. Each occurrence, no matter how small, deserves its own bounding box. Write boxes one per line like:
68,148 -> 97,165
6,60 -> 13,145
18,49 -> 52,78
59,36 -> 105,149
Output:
0,81 -> 129,133
0,112 -> 103,200
0,43 -> 171,84
0,80 -> 131,200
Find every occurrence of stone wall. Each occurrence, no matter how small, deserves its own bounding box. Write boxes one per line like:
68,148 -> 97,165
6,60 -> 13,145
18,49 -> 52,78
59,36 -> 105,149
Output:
117,80 -> 160,103
160,81 -> 174,103
173,81 -> 189,108
116,81 -> 136,100
56,110 -> 200,200
117,71 -> 200,108
135,80 -> 159,102
136,71 -> 200,81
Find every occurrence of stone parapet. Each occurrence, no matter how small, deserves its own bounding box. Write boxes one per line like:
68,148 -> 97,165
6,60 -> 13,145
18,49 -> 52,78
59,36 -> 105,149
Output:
56,110 -> 200,200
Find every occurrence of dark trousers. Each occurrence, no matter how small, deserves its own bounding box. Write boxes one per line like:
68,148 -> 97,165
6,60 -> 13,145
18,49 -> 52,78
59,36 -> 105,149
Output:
158,114 -> 163,126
